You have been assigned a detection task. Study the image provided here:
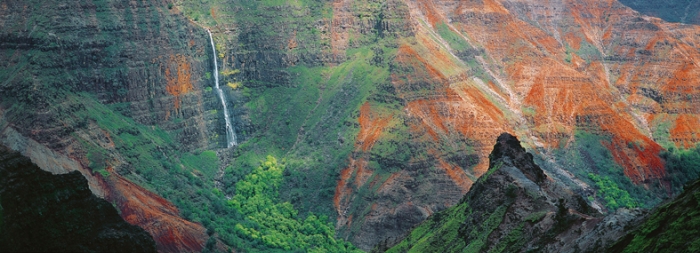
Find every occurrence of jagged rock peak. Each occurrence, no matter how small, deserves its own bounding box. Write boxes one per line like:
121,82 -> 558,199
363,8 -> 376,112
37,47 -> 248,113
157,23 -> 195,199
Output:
489,133 -> 547,184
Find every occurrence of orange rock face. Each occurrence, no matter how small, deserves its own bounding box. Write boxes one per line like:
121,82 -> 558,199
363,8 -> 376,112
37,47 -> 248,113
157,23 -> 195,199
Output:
436,0 -> 700,183
103,167 -> 208,253
334,0 -> 700,249
164,54 -> 195,113
334,102 -> 392,213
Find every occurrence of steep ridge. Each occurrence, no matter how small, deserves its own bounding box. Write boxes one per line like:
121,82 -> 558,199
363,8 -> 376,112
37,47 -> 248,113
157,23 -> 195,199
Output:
102,166 -> 208,253
382,133 -> 645,252
0,145 -> 157,252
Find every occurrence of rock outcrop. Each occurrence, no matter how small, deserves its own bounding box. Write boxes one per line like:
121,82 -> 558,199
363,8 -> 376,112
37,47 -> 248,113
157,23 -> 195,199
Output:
382,133 -> 645,252
331,0 -> 700,248
0,145 -> 157,252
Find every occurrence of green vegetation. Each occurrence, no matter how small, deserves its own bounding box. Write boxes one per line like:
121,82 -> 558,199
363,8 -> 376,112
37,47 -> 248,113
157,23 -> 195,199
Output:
575,40 -> 602,63
87,149 -> 107,172
181,151 -> 219,179
220,37 -> 401,223
661,145 -> 700,194
386,203 -> 471,253
550,131 -> 661,209
480,161 -> 503,183
228,156 -> 360,252
524,211 -> 547,223
490,223 -> 526,253
386,200 -> 513,253
588,173 -> 638,210
610,179 -> 700,252
522,106 -> 537,117
463,205 -> 508,253
436,22 -> 470,52
64,93 -> 360,252
565,47 -> 572,63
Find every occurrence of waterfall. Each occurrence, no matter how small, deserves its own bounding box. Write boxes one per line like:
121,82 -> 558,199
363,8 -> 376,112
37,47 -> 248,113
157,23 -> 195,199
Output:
208,30 -> 237,147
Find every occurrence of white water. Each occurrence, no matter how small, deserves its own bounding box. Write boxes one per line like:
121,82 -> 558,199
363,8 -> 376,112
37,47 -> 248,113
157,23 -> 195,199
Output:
208,30 -> 237,147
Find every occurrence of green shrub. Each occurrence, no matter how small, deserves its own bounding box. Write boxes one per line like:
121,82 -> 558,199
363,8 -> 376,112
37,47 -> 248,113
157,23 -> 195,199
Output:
589,173 -> 638,210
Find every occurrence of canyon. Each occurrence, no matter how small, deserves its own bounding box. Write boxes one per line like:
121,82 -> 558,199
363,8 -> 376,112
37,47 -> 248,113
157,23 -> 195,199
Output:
1,0 -> 699,252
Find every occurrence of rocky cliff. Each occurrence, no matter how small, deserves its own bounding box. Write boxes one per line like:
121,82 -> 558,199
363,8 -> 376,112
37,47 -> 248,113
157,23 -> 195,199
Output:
170,0 -> 700,250
0,0 -> 219,251
1,0 -> 699,252
382,133 -> 646,252
0,145 -> 156,252
381,133 -> 700,252
329,0 -> 700,249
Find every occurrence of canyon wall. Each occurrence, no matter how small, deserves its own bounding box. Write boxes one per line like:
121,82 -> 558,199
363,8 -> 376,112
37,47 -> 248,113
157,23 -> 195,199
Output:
0,0 -> 222,251
1,0 -> 699,251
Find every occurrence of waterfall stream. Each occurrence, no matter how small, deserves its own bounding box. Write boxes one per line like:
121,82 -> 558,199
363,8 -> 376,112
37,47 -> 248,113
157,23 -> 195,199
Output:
208,30 -> 237,147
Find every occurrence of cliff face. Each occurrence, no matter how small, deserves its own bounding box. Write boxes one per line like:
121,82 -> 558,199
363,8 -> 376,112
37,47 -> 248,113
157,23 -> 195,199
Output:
383,133 -> 700,253
1,0 -> 700,252
0,0 -> 215,251
383,133 -> 645,253
169,0 -> 700,250
0,145 -> 156,252
331,0 -> 700,249
0,0 -> 222,150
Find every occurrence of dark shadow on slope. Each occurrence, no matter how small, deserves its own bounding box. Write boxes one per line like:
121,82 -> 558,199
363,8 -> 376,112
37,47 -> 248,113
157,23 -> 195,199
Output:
618,0 -> 700,24
0,145 -> 156,252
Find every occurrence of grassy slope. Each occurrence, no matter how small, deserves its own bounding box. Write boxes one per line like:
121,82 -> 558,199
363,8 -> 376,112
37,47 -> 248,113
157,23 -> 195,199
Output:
70,92 -> 362,252
548,131 -> 662,210
384,162 -> 527,253
609,178 -> 700,252
174,1 -> 404,250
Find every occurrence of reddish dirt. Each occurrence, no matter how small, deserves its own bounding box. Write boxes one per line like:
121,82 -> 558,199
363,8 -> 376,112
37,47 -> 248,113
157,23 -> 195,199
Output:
335,0 -> 700,248
444,0 -> 700,182
334,165 -> 354,211
164,55 -> 194,112
416,0 -> 444,26
357,102 -> 393,151
334,102 -> 392,214
437,158 -> 472,193
564,32 -> 583,51
670,114 -> 700,149
396,44 -> 448,82
287,30 -> 298,49
103,167 -> 207,253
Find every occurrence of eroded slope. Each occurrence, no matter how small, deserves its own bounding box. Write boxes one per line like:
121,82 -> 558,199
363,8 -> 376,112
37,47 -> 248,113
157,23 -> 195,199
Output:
0,145 -> 156,252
